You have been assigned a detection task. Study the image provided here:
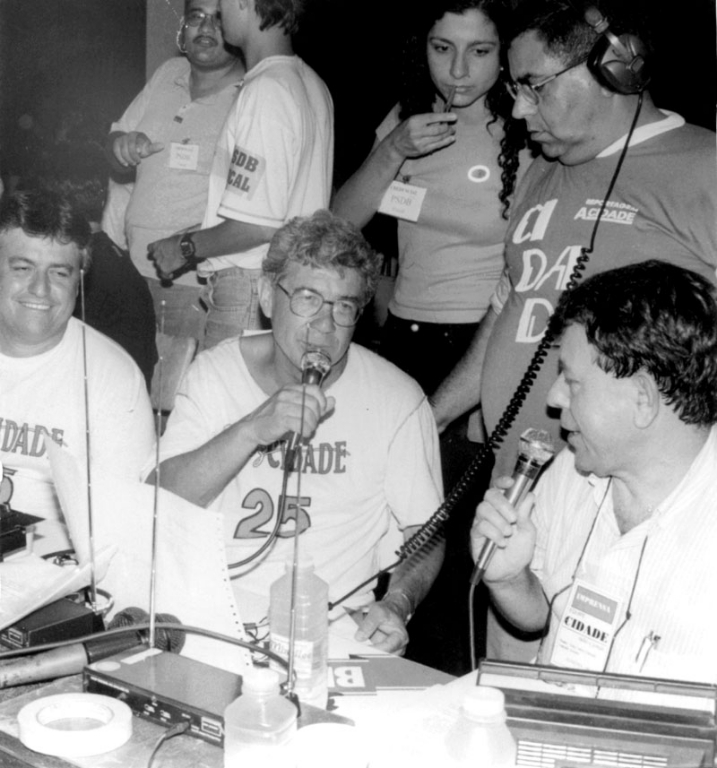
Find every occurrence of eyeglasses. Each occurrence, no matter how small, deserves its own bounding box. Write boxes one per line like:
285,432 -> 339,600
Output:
277,284 -> 363,327
505,57 -> 587,105
183,9 -> 222,29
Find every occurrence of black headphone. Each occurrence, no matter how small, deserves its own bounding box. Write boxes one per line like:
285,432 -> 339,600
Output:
583,5 -> 650,94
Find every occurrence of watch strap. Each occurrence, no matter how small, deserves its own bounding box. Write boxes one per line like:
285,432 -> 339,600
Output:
178,233 -> 205,266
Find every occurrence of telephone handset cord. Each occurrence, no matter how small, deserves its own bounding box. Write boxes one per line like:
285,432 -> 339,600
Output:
397,92 -> 644,561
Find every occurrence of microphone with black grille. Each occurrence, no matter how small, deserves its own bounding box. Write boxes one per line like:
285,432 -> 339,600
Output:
0,607 -> 184,689
285,350 -> 331,466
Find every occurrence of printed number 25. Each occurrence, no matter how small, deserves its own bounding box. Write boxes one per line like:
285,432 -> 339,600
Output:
234,488 -> 311,539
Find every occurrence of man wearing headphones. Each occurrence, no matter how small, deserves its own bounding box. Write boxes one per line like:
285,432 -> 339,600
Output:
430,0 -> 717,659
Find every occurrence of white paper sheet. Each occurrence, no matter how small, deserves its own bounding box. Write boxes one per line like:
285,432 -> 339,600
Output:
46,441 -> 251,672
0,549 -> 113,631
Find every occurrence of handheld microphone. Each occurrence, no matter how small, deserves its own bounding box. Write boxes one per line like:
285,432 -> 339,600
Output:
0,608 -> 183,689
285,350 -> 331,462
470,428 -> 554,586
298,349 -> 332,387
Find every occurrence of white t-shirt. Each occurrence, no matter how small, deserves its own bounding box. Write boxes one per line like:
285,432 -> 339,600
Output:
0,318 -> 154,554
200,56 -> 334,273
157,336 -> 443,622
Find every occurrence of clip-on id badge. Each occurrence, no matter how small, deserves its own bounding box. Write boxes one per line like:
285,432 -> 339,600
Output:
377,86 -> 457,223
550,579 -> 623,672
378,180 -> 427,222
169,142 -> 199,171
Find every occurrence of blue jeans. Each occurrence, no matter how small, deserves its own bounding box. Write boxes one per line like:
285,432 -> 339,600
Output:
202,266 -> 267,350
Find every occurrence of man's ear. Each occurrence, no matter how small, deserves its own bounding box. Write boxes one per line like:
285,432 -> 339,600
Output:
632,371 -> 660,429
258,275 -> 274,320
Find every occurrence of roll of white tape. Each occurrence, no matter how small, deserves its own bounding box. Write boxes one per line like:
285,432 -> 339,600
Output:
18,693 -> 133,757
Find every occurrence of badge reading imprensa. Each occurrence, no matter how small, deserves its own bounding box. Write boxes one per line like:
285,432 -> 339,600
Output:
551,580 -> 622,672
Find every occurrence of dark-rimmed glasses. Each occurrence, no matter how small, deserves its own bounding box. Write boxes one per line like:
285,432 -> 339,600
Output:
277,284 -> 363,327
505,57 -> 588,105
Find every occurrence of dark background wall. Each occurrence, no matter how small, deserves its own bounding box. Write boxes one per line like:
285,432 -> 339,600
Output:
0,0 -> 146,184
1,0 -> 713,192
293,0 -> 717,188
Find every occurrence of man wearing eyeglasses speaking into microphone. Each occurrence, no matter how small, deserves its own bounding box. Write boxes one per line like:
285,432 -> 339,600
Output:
472,261 -> 717,691
147,210 -> 443,655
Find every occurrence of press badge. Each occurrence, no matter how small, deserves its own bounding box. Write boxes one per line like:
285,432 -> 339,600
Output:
169,142 -> 199,171
378,180 -> 426,222
550,579 -> 623,671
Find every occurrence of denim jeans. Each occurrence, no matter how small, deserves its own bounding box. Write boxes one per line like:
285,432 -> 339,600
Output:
202,266 -> 267,350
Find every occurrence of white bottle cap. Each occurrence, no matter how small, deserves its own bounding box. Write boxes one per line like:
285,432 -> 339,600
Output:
242,667 -> 281,695
461,687 -> 506,723
283,554 -> 315,572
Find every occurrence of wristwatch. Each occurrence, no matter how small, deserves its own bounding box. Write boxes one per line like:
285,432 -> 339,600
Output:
179,233 -> 198,262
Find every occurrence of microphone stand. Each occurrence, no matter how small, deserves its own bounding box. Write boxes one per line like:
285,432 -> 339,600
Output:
285,345 -> 330,708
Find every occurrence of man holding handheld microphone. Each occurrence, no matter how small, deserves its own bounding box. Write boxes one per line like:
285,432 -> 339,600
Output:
149,211 -> 444,655
472,260 -> 717,688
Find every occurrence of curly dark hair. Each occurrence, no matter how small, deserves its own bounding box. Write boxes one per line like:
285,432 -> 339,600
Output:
552,260 -> 717,428
264,210 -> 382,305
398,0 -> 529,219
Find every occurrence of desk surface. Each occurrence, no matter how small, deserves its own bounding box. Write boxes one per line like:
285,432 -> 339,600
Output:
0,648 -> 454,768
0,675 -> 224,768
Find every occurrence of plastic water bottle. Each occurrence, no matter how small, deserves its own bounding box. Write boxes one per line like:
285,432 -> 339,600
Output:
223,666 -> 298,768
445,686 -> 517,767
269,557 -> 329,709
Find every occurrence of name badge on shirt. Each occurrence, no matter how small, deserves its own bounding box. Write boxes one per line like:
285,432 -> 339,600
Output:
169,142 -> 199,171
378,180 -> 426,222
550,579 -> 623,672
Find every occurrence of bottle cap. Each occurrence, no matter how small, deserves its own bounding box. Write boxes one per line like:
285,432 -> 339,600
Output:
283,554 -> 315,572
242,667 -> 281,695
461,687 -> 506,722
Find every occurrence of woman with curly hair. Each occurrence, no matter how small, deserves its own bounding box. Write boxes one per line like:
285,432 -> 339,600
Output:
333,0 -> 531,395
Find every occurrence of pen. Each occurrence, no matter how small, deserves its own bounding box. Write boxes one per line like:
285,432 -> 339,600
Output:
443,85 -> 457,113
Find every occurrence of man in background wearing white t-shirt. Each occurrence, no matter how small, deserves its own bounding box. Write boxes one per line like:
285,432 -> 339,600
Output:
148,0 -> 334,350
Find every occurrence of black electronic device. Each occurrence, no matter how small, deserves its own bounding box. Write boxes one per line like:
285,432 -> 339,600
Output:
84,647 -> 353,747
584,4 -> 651,94
84,646 -> 242,746
0,506 -> 42,559
0,597 -> 104,650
